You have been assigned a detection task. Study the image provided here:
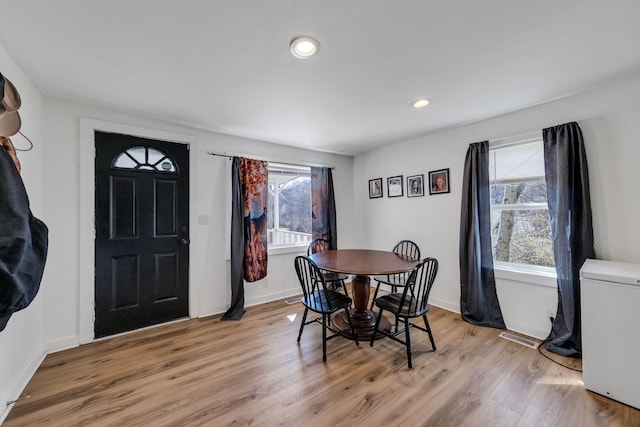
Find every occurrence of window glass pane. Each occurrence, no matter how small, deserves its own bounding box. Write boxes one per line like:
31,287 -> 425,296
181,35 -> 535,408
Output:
491,181 -> 548,205
128,147 -> 146,162
267,164 -> 312,246
489,141 -> 545,184
112,146 -> 176,173
147,148 -> 164,164
491,209 -> 554,267
279,177 -> 311,232
491,184 -> 506,205
158,160 -> 175,172
518,181 -> 547,203
489,138 -> 554,268
113,153 -> 137,169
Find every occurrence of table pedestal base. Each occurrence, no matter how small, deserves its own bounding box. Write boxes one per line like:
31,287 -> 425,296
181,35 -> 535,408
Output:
333,273 -> 390,340
333,309 -> 390,341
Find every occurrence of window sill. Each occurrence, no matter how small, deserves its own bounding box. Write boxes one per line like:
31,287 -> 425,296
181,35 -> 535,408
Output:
493,262 -> 557,288
268,243 -> 309,256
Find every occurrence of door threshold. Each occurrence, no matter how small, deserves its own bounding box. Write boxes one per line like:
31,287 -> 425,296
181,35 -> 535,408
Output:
94,317 -> 191,342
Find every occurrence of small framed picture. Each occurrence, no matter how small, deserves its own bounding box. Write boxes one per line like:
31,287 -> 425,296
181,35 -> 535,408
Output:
369,178 -> 383,199
387,175 -> 404,198
429,168 -> 450,195
407,174 -> 424,197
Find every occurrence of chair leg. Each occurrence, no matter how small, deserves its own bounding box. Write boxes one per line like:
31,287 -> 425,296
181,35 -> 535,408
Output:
423,314 -> 436,351
404,317 -> 412,369
343,307 -> 359,346
297,308 -> 308,343
369,308 -> 384,347
391,286 -> 399,332
369,282 -> 381,310
341,279 -> 349,298
322,314 -> 328,363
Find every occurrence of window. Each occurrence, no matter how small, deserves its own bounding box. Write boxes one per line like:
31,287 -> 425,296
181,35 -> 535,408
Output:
267,163 -> 312,248
113,146 -> 177,173
489,138 -> 554,269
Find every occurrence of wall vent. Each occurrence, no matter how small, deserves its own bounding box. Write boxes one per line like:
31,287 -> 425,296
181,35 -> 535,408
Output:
499,332 -> 539,349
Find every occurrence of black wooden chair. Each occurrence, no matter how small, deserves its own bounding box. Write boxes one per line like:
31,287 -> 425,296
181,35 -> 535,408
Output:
370,240 -> 420,309
295,256 -> 359,362
369,257 -> 438,369
307,238 -> 350,298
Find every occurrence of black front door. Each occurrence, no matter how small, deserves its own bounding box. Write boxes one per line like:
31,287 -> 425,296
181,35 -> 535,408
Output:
94,131 -> 189,338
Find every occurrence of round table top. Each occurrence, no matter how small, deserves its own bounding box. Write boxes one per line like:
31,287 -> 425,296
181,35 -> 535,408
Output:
308,249 -> 418,276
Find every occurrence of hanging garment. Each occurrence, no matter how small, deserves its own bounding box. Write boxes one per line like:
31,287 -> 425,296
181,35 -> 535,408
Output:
1,136 -> 21,172
0,146 -> 48,331
0,72 -> 22,137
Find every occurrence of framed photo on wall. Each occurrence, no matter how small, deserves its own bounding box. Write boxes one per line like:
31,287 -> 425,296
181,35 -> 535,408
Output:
429,168 -> 450,195
387,175 -> 403,197
369,178 -> 383,198
407,174 -> 424,197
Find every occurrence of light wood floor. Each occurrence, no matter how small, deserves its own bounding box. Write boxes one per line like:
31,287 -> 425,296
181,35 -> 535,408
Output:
5,288 -> 639,427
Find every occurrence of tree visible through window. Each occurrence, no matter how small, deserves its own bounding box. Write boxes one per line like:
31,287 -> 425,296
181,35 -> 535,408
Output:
489,139 -> 554,268
267,164 -> 312,246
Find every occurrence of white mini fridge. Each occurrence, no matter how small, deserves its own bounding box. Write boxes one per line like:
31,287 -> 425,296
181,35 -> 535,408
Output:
580,258 -> 640,409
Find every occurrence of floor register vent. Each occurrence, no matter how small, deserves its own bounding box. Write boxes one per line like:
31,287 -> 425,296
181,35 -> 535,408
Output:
499,332 -> 539,349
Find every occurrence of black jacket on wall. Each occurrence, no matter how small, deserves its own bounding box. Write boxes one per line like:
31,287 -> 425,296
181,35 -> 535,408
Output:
0,147 -> 48,331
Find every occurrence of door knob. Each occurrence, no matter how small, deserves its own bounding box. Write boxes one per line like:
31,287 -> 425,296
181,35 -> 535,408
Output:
180,238 -> 190,245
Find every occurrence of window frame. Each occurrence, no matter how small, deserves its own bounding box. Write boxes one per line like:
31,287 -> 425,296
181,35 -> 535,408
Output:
266,163 -> 313,254
112,145 -> 178,173
493,261 -> 557,287
489,136 -> 556,282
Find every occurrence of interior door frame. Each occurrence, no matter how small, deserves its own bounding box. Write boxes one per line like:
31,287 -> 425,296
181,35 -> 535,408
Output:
79,118 -> 196,344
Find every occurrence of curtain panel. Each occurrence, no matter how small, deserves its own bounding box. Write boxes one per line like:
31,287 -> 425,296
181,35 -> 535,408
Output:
311,167 -> 337,249
543,121 -> 595,357
459,141 -> 506,329
222,157 -> 268,321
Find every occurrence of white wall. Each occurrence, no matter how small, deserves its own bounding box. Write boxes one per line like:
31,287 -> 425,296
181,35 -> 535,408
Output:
3,33 -> 640,422
0,45 -> 46,423
40,98 -> 355,349
354,74 -> 640,339
1,45 -> 355,419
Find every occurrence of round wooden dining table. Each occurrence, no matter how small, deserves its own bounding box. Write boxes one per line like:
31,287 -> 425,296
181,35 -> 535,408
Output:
308,249 -> 418,340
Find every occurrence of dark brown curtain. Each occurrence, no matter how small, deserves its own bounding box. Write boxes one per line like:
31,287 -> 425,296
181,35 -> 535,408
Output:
311,167 -> 337,249
222,157 -> 268,320
459,141 -> 506,329
542,122 -> 595,357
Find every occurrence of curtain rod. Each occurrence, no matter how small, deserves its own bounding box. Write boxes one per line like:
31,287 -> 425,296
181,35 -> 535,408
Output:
206,151 -> 335,170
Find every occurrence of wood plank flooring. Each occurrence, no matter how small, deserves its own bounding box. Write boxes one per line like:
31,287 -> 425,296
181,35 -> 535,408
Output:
5,289 -> 639,427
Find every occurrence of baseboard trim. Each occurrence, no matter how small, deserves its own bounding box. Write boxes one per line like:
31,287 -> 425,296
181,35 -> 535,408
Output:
44,335 -> 81,354
429,297 -> 460,314
0,347 -> 46,425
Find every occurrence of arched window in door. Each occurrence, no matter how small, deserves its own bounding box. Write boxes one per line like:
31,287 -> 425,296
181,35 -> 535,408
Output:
112,146 -> 177,173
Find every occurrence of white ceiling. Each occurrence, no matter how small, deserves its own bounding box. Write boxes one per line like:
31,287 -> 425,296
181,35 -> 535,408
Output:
1,1 -> 639,156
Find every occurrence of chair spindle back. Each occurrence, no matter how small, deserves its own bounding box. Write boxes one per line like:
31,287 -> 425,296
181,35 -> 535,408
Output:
390,240 -> 421,283
294,255 -> 332,311
400,257 -> 438,315
307,238 -> 332,256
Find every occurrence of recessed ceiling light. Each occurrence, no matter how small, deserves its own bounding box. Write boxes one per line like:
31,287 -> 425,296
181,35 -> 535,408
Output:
290,36 -> 320,59
411,98 -> 430,109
